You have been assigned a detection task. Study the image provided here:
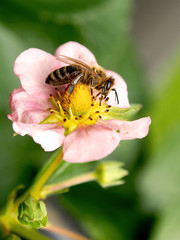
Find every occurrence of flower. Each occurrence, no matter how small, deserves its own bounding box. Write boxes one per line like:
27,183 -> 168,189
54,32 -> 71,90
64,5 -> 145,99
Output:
8,41 -> 151,163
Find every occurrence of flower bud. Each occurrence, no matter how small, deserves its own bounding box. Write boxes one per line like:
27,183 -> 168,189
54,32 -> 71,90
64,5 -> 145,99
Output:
95,161 -> 128,187
17,196 -> 48,229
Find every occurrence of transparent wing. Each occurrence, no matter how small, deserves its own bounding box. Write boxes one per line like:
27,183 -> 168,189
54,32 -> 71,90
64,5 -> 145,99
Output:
56,55 -> 94,72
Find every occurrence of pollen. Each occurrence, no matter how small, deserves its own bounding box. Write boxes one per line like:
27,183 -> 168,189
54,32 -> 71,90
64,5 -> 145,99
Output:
62,84 -> 92,116
41,83 -> 111,136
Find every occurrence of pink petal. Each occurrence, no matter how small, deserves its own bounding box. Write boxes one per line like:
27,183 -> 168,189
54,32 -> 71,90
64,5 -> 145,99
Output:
12,122 -> 65,151
55,41 -> 98,67
63,124 -> 120,163
105,117 -> 151,140
8,87 -> 50,123
14,48 -> 63,97
106,70 -> 130,108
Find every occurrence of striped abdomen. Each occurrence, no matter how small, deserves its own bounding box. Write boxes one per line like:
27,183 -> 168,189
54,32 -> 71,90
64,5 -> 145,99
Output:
46,65 -> 82,86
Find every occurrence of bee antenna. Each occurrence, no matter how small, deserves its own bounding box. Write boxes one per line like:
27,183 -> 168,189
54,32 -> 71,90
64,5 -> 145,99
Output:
111,88 -> 119,104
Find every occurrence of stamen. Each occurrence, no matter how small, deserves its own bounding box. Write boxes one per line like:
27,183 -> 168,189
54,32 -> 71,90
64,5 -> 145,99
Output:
69,107 -> 74,119
55,88 -> 62,100
99,115 -> 102,119
88,117 -> 93,120
49,94 -> 58,107
104,109 -> 109,113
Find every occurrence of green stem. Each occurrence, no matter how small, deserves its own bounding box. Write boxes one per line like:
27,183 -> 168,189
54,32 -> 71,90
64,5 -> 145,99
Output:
13,148 -> 63,211
1,216 -> 51,240
29,148 -> 63,198
41,172 -> 95,197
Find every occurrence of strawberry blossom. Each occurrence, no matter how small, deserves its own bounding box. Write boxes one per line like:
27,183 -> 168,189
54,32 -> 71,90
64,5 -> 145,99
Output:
8,41 -> 151,163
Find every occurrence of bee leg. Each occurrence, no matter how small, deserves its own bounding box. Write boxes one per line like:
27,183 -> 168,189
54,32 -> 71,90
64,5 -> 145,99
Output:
73,73 -> 84,85
99,86 -> 106,106
99,95 -> 104,106
99,91 -> 104,106
68,73 -> 84,94
90,78 -> 94,97
95,92 -> 101,98
68,85 -> 74,94
111,88 -> 119,104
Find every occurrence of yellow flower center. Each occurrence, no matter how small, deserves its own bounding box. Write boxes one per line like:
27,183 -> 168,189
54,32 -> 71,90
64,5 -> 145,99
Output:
61,84 -> 92,116
41,84 -> 111,136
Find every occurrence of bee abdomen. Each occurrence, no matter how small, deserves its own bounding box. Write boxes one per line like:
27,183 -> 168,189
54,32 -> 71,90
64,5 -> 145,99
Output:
46,70 -> 62,86
46,65 -> 81,86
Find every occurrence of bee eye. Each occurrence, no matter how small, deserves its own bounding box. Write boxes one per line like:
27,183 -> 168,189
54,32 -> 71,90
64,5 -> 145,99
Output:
105,80 -> 112,90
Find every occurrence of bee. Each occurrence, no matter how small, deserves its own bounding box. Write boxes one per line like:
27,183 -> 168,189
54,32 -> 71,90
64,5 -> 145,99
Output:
46,55 -> 119,104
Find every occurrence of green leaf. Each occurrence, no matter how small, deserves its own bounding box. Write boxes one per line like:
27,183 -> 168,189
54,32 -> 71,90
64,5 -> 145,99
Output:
137,50 -> 180,212
137,127 -> 180,211
151,202 -> 180,240
0,24 -> 25,110
149,50 -> 180,152
0,0 -> 105,16
45,160 -> 99,186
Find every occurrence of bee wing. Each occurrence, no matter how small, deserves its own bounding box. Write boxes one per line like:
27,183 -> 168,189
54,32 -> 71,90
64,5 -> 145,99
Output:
56,55 -> 98,76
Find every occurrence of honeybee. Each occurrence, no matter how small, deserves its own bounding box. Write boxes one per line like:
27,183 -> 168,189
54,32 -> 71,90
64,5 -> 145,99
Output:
46,55 -> 119,104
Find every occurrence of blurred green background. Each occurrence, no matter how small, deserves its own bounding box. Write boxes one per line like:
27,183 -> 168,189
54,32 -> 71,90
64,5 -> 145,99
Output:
1,0 -> 180,239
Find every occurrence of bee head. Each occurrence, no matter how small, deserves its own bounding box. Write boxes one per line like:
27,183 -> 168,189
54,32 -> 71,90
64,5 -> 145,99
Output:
103,77 -> 119,104
102,77 -> 114,95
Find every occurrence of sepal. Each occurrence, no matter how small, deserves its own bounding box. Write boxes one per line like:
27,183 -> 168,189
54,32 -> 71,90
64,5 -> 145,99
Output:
40,114 -> 61,124
103,104 -> 142,121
